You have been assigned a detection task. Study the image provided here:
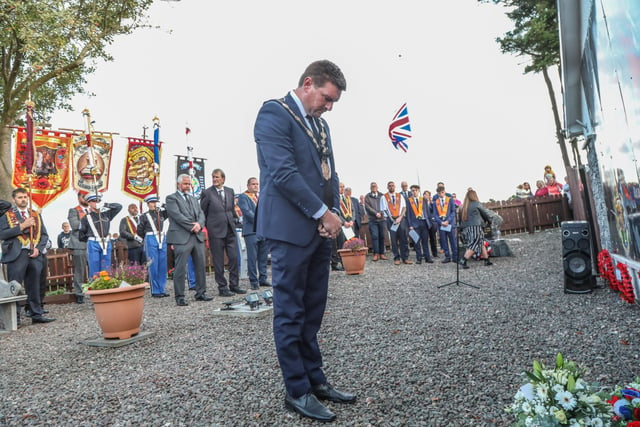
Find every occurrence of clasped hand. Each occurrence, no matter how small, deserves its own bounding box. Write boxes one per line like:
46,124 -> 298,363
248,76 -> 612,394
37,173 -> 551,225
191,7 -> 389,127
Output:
318,211 -> 341,239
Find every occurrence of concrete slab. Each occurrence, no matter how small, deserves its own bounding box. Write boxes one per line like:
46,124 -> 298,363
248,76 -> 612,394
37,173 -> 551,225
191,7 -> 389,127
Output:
81,330 -> 156,347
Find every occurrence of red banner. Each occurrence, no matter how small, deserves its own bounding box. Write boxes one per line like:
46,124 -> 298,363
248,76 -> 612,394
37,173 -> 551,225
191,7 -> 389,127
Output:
12,128 -> 73,208
121,137 -> 162,202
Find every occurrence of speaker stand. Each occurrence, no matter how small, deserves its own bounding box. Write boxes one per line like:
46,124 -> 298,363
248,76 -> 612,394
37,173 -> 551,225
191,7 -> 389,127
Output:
438,226 -> 480,289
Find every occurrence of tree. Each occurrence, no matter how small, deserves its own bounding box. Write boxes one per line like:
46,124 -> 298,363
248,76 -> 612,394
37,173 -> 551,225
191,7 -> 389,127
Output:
483,0 -> 585,219
0,0 -> 154,200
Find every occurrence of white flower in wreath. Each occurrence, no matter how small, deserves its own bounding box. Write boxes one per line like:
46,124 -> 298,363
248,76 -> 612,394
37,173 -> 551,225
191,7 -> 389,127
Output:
553,383 -> 565,394
567,419 -> 580,427
591,418 -> 604,427
536,383 -> 549,400
553,370 -> 569,385
555,390 -> 577,410
521,401 -> 532,413
534,404 -> 547,416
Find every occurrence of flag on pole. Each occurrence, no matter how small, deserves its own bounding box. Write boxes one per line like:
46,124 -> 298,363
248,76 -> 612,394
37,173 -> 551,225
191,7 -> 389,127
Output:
388,103 -> 412,152
185,127 -> 191,135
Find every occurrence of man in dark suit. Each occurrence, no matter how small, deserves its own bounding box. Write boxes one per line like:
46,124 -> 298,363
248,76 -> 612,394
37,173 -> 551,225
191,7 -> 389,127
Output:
200,168 -> 246,297
254,60 -> 355,423
67,192 -> 89,303
406,184 -> 434,264
119,203 -> 145,265
0,188 -> 54,323
165,174 -> 212,306
237,177 -> 269,290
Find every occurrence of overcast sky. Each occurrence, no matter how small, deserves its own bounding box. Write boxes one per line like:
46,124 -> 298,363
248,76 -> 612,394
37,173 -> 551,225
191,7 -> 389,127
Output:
41,0 -> 563,238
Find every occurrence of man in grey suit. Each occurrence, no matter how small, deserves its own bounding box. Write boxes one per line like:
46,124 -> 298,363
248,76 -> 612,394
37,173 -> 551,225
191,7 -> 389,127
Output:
200,168 -> 246,297
67,192 -> 89,304
165,174 -> 212,306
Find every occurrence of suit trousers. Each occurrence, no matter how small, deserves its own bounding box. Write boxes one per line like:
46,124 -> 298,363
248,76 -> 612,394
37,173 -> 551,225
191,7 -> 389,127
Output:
438,227 -> 459,261
127,246 -> 146,266
144,235 -> 167,295
412,222 -> 432,261
268,234 -> 331,398
72,248 -> 87,295
368,220 -> 387,255
87,240 -> 112,279
428,224 -> 439,256
388,218 -> 409,261
210,227 -> 238,290
172,234 -> 206,300
7,250 -> 45,317
244,234 -> 268,286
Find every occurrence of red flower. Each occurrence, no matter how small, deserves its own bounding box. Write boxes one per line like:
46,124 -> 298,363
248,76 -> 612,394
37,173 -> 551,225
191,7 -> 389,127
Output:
608,395 -> 620,405
627,421 -> 640,427
634,407 -> 640,420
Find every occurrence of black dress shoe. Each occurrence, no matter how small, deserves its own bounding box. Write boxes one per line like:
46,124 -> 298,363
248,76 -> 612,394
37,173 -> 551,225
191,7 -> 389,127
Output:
229,287 -> 247,294
442,258 -> 451,264
425,259 -> 434,264
415,259 -> 422,265
176,298 -> 189,306
259,281 -> 272,287
195,295 -> 213,301
219,289 -> 235,297
76,295 -> 85,304
31,316 -> 56,323
312,383 -> 356,404
250,284 -> 260,290
24,308 -> 33,317
331,264 -> 345,271
285,393 -> 336,422
152,293 -> 169,298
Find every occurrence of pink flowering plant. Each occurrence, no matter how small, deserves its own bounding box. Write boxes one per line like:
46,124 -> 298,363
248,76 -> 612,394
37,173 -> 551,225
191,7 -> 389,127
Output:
82,263 -> 147,292
340,237 -> 366,251
506,353 -> 612,426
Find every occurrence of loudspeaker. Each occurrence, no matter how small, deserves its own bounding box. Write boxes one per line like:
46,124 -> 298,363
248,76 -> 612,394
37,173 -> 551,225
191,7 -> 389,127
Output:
562,221 -> 595,293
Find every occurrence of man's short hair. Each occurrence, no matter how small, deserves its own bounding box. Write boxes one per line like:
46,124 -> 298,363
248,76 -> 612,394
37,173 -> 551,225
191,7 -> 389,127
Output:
12,188 -> 27,198
436,186 -> 445,193
212,168 -> 225,179
177,174 -> 190,184
247,177 -> 257,186
410,185 -> 420,190
128,203 -> 137,209
298,60 -> 347,92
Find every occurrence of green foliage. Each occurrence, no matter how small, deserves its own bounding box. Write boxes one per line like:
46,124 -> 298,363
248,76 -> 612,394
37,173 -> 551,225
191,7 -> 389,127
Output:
480,0 -> 560,74
0,0 -> 154,123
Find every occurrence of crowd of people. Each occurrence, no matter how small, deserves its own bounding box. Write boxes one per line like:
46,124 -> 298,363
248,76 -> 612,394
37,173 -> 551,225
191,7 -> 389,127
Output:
1,59 -> 506,422
513,164 -> 577,201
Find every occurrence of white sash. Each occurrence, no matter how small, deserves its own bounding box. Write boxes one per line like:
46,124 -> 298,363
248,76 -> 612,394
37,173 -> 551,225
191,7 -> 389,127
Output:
145,212 -> 167,246
87,214 -> 108,255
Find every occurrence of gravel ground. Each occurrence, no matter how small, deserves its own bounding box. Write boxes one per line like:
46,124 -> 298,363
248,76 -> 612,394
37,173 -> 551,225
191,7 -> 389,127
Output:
1,228 -> 640,427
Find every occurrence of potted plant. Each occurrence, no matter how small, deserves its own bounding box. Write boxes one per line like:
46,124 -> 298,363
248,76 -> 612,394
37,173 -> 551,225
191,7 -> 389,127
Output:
337,237 -> 368,275
82,264 -> 148,339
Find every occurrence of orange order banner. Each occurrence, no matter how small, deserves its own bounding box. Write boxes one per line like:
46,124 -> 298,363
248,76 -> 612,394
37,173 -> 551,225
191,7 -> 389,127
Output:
71,133 -> 113,194
121,137 -> 161,202
12,127 -> 73,208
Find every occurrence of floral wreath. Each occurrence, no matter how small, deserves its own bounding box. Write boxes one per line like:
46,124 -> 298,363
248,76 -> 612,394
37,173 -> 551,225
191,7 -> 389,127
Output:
598,249 -> 619,291
616,262 -> 635,304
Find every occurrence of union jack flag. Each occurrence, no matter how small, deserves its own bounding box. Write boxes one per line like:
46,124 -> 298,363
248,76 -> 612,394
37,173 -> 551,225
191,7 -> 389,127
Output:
388,103 -> 411,152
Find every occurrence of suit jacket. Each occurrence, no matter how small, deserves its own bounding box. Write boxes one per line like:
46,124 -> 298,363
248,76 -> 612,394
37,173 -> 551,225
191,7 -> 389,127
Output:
364,192 -> 385,222
165,191 -> 205,245
119,216 -> 143,249
351,196 -> 363,229
0,207 -> 49,263
406,196 -> 432,229
200,185 -> 237,239
67,205 -> 87,250
237,192 -> 258,237
434,196 -> 457,227
254,93 -> 339,247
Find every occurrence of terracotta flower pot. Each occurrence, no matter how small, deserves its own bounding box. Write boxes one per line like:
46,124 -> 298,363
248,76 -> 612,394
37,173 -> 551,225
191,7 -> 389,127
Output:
337,249 -> 367,275
85,283 -> 147,339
